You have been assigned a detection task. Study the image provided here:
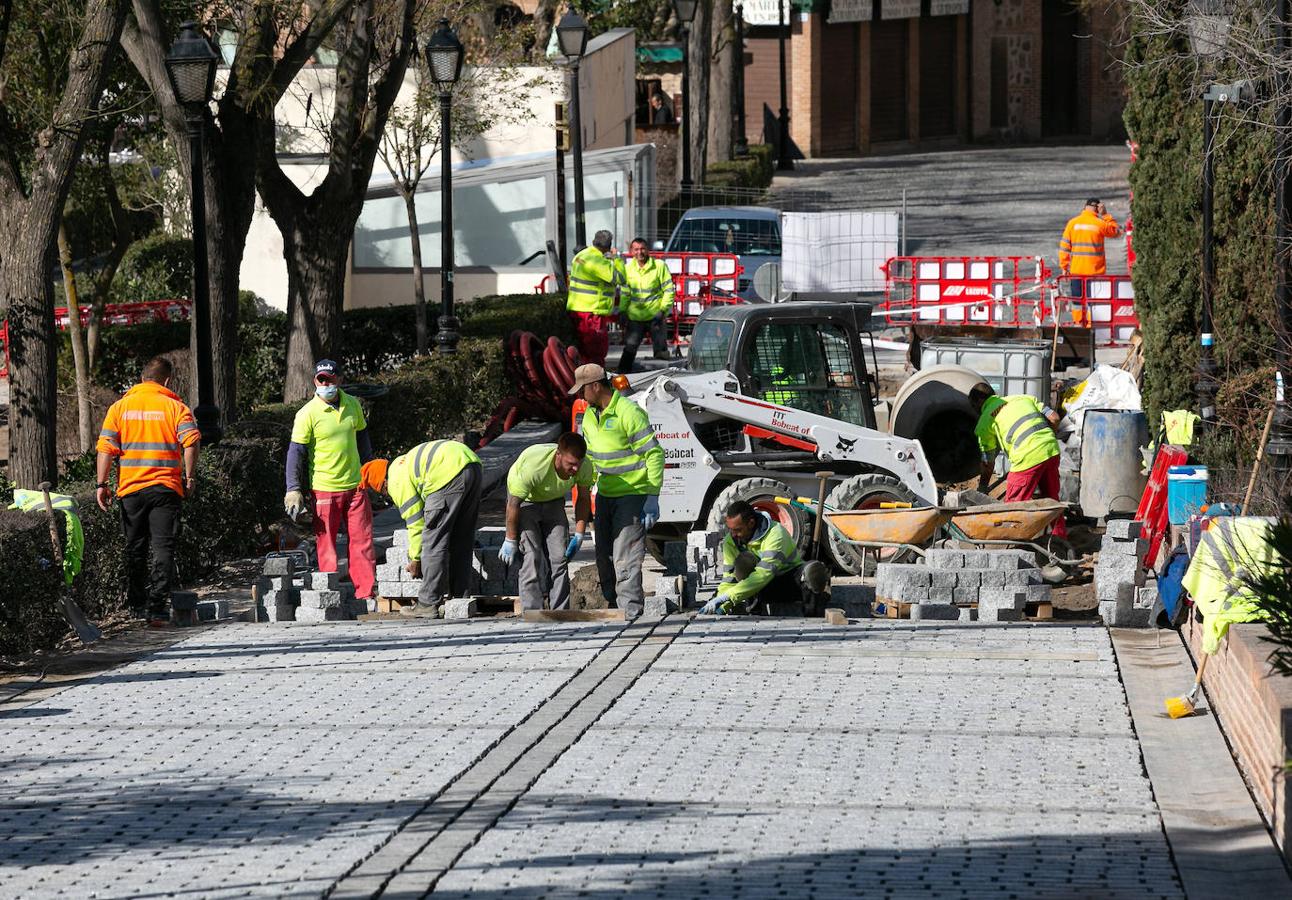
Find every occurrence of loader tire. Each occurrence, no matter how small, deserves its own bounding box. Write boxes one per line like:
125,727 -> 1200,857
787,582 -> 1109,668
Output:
825,473 -> 919,576
705,477 -> 811,560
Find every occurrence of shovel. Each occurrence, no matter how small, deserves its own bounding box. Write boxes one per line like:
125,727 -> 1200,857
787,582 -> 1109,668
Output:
39,482 -> 101,645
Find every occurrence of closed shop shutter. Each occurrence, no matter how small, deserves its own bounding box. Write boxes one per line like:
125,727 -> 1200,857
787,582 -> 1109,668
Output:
919,16 -> 958,138
820,23 -> 859,154
869,20 -> 908,143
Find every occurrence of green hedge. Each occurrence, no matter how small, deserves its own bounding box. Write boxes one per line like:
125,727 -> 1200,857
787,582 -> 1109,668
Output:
704,143 -> 776,191
0,512 -> 68,658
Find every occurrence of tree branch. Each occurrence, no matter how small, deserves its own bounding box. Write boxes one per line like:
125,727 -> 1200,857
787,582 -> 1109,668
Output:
269,0 -> 360,102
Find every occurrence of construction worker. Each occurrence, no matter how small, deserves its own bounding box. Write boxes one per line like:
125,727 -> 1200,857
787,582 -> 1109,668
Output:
94,356 -> 201,622
8,489 -> 83,585
699,500 -> 829,616
969,383 -> 1068,539
499,433 -> 595,611
569,363 -> 665,618
566,229 -> 624,366
362,440 -> 482,617
618,237 -> 675,373
1059,198 -> 1122,276
285,360 -> 377,604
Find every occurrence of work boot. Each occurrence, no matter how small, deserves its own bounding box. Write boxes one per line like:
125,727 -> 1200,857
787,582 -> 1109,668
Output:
399,601 -> 439,619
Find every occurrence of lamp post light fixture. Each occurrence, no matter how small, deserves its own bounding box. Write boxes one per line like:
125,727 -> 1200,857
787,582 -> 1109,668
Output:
426,18 -> 465,355
557,11 -> 589,250
674,0 -> 698,192
164,21 -> 221,444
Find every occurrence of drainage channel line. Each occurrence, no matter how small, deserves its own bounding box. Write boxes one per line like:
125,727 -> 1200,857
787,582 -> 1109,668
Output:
327,615 -> 690,899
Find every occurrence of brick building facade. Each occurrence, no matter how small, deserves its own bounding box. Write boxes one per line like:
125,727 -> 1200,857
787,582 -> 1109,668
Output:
740,0 -> 1127,159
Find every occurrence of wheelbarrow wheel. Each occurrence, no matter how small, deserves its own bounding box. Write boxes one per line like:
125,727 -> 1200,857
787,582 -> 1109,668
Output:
705,477 -> 812,561
825,473 -> 919,576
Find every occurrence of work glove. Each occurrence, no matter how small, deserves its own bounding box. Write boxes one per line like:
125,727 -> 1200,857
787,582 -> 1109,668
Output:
564,532 -> 584,560
700,595 -> 727,615
284,490 -> 306,521
499,538 -> 517,565
641,495 -> 660,530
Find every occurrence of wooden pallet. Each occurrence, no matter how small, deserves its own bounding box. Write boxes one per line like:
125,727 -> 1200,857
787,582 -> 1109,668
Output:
1025,601 -> 1054,620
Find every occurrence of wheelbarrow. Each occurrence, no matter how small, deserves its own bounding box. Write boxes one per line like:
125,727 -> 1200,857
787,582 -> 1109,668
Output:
943,500 -> 1083,583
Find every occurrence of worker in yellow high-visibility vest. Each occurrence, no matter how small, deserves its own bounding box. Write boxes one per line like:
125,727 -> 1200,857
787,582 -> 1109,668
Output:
569,363 -> 665,619
618,237 -> 675,373
566,230 -> 624,366
969,383 -> 1067,539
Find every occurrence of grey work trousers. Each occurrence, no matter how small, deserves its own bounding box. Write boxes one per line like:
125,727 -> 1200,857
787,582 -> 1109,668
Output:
418,462 -> 482,606
594,493 -> 647,618
517,498 -> 571,611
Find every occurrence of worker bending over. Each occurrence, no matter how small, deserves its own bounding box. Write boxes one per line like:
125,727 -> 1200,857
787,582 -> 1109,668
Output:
570,364 -> 664,619
566,230 -> 625,366
969,383 -> 1068,539
499,433 -> 594,611
363,439 -> 482,617
618,237 -> 675,373
1059,197 -> 1121,276
700,501 -> 829,616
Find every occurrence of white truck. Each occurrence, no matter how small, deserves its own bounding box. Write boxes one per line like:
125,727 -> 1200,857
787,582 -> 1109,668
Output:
614,302 -> 942,573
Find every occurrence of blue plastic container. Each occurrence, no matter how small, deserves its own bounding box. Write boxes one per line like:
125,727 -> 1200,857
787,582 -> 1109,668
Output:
1167,465 -> 1208,525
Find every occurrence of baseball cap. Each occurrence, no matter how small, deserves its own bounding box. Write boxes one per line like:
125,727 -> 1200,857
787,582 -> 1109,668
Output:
315,359 -> 339,379
568,363 -> 608,395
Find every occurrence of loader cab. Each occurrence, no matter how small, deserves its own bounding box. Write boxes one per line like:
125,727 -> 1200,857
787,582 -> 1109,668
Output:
687,303 -> 882,429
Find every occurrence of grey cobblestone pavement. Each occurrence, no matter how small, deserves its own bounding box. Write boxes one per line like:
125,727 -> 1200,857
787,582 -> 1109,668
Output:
0,617 -> 1193,897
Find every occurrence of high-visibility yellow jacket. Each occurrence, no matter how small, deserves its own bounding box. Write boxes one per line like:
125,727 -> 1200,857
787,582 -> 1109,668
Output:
581,391 -> 664,497
622,257 -> 675,322
566,247 -> 624,315
1181,516 -> 1277,653
1059,209 -> 1121,276
387,440 -> 480,559
975,395 -> 1059,472
1162,410 -> 1200,447
96,381 -> 200,497
9,489 -> 82,585
716,514 -> 802,608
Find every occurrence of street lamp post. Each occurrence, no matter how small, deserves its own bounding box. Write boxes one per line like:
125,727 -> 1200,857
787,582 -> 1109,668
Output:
164,22 -> 221,445
426,19 -> 464,355
675,0 -> 698,192
734,4 -> 747,158
776,0 -> 791,170
557,12 -> 589,250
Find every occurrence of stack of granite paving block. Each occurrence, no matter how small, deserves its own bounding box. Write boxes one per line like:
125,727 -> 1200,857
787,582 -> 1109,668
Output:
471,527 -> 515,596
1096,519 -> 1150,627
256,556 -> 301,622
875,548 -> 1051,623
648,531 -> 719,615
375,529 -> 422,601
256,556 -> 363,622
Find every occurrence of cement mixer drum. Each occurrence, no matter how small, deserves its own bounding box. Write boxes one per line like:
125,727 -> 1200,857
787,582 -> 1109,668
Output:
888,364 -> 987,484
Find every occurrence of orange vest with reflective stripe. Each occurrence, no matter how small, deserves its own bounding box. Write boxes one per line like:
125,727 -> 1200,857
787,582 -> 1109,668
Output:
96,381 -> 201,497
1059,209 -> 1120,276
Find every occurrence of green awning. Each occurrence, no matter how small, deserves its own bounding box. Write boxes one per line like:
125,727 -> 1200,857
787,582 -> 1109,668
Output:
637,45 -> 683,64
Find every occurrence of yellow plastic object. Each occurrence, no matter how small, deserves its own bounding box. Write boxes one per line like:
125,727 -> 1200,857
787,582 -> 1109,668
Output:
950,500 -> 1066,542
826,506 -> 952,546
879,501 -> 913,509
1164,695 -> 1197,719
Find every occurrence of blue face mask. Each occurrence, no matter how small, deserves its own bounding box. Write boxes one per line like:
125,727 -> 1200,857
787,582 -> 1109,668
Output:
316,384 -> 339,402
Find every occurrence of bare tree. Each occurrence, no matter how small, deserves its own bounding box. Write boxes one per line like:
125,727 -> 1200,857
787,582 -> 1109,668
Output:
708,0 -> 734,163
121,0 -> 358,423
687,0 -> 713,180
258,0 -> 418,401
0,0 -> 129,486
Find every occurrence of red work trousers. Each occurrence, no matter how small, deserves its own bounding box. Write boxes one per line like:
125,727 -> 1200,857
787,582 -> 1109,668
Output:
569,311 -> 609,366
312,487 -> 377,599
1004,454 -> 1068,539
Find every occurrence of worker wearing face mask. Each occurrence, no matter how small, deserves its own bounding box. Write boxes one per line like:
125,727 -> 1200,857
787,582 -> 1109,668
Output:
284,359 -> 378,605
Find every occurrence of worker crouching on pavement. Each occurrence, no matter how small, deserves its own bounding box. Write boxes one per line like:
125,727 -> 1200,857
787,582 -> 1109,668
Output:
566,230 -> 625,366
500,433 -> 595,611
618,237 -> 675,373
285,360 -> 378,604
969,383 -> 1068,539
570,363 -> 664,619
363,440 -> 482,617
700,501 -> 830,616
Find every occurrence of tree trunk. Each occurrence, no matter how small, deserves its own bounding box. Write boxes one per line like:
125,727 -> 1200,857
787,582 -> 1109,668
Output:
281,209 -> 355,401
404,192 -> 429,356
531,0 -> 558,58
689,3 -> 714,181
708,0 -> 734,163
3,243 -> 60,487
57,222 -> 93,454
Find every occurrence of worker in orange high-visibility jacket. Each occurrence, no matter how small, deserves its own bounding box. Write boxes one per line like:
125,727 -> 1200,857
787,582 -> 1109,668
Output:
95,355 -> 202,623
1059,197 -> 1122,276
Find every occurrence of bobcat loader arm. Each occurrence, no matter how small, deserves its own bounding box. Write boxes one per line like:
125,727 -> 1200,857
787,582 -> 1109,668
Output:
644,372 -> 939,507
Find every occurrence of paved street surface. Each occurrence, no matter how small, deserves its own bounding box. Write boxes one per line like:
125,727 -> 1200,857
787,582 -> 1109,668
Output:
771,144 -> 1132,274
0,616 -> 1211,898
